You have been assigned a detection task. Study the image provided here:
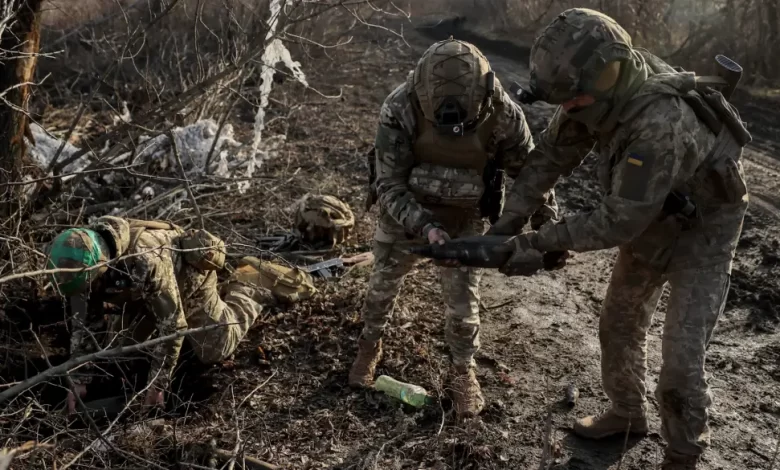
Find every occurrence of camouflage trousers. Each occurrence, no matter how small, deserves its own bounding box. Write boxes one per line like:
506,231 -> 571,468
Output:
178,266 -> 269,363
110,265 -> 268,364
361,214 -> 484,368
601,247 -> 730,458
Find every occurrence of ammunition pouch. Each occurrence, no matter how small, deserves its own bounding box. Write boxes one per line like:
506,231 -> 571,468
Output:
479,156 -> 505,224
689,129 -> 748,205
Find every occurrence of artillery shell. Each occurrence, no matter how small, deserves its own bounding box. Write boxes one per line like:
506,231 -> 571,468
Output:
565,384 -> 579,407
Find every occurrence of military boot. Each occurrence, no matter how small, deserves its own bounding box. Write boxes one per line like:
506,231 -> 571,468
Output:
573,408 -> 648,439
450,365 -> 485,418
661,454 -> 699,469
348,338 -> 382,388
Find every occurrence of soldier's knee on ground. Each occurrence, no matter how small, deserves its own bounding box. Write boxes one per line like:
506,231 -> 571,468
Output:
190,326 -> 242,364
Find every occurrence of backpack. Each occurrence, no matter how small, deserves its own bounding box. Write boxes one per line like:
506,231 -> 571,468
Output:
233,257 -> 317,304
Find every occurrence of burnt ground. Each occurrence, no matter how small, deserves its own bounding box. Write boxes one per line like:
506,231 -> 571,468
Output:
3,16 -> 780,470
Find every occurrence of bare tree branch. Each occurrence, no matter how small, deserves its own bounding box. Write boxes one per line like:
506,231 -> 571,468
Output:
0,323 -> 231,405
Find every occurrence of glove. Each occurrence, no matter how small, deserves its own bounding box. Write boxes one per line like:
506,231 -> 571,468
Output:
498,234 -> 544,276
487,214 -> 529,236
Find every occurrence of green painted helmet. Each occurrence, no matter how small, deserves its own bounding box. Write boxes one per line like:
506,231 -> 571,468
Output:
46,228 -> 111,295
529,8 -> 633,104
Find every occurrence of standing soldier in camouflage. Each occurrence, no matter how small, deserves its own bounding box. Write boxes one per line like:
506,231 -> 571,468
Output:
488,9 -> 750,468
46,217 -> 278,414
350,38 -> 558,418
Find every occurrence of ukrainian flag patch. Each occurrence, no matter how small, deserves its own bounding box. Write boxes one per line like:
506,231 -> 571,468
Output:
626,153 -> 644,167
617,151 -> 654,201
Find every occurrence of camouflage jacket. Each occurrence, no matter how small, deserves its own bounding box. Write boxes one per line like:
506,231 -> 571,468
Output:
70,225 -> 188,391
374,78 -> 557,237
503,78 -> 748,273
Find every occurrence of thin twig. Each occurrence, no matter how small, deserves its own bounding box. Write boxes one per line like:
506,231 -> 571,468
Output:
616,417 -> 632,470
169,130 -> 205,229
204,89 -> 241,174
45,101 -> 88,174
0,441 -> 54,470
237,371 -> 277,409
30,328 -> 120,462
59,382 -> 153,470
538,411 -> 553,470
0,323 -> 231,405
0,242 -> 221,286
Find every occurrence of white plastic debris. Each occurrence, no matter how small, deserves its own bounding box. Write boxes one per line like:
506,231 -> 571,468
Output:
25,119 -> 269,181
112,100 -> 132,125
134,119 -> 243,176
28,123 -> 91,177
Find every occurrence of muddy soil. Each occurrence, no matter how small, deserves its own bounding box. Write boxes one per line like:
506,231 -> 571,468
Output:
4,16 -> 780,470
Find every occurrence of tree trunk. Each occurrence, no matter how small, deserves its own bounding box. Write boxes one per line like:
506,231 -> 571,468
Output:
0,0 -> 44,217
766,0 -> 779,77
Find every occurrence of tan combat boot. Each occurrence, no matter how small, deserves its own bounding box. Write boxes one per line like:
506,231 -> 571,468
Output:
450,365 -> 485,418
573,408 -> 649,439
348,338 -> 382,388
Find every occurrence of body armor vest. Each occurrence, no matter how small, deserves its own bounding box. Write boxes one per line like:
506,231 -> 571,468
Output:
407,97 -> 499,211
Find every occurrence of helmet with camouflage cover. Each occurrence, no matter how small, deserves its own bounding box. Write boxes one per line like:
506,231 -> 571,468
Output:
294,194 -> 355,248
46,228 -> 112,295
90,216 -> 131,255
529,8 -> 633,104
411,37 -> 496,134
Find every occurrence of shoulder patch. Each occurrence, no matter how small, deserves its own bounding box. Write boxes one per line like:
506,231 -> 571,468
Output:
617,152 -> 655,201
626,153 -> 644,166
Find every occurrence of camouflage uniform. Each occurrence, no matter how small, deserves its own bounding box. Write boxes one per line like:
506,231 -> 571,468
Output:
355,39 -> 557,400
493,8 -> 749,464
55,217 -> 272,392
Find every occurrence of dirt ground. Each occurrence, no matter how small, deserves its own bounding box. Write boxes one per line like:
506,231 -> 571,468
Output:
4,14 -> 780,470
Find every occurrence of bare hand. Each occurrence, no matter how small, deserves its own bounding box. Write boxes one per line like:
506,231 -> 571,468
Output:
427,228 -> 451,245
144,388 -> 165,408
67,384 -> 87,414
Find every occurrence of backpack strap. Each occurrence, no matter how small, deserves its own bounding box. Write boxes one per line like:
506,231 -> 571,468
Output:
126,219 -> 184,251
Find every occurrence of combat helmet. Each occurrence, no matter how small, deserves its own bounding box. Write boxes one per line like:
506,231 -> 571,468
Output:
294,194 -> 355,248
411,37 -> 496,135
529,8 -> 633,104
46,228 -> 112,295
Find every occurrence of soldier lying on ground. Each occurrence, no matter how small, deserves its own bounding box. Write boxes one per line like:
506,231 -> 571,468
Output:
488,8 -> 750,469
45,216 -> 284,413
351,37 -> 560,418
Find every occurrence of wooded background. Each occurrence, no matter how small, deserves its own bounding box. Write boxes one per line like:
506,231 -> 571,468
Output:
412,0 -> 780,86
